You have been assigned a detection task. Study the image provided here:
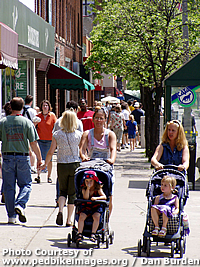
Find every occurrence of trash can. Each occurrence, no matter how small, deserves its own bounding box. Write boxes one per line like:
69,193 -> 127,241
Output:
187,141 -> 196,190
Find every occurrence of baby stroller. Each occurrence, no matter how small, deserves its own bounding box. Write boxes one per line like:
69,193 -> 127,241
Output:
67,160 -> 114,248
138,165 -> 189,258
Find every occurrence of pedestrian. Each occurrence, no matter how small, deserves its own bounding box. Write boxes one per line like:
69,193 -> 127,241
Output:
35,100 -> 57,184
76,170 -> 107,242
0,97 -> 42,224
22,95 -> 39,174
111,105 -> 126,152
151,120 -> 189,172
0,102 -> 12,204
79,108 -> 116,216
41,109 -> 82,226
53,100 -> 83,207
22,95 -> 37,120
121,102 -> 130,149
126,114 -> 138,152
131,102 -> 144,146
77,99 -> 94,131
151,175 -> 179,237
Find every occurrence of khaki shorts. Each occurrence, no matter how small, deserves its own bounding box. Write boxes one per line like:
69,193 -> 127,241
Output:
57,162 -> 80,204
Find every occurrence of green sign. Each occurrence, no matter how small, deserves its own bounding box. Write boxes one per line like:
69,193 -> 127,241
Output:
15,61 -> 27,99
0,0 -> 54,57
171,85 -> 200,107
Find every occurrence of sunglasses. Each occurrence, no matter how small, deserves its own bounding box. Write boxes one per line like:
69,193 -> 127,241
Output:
167,120 -> 180,127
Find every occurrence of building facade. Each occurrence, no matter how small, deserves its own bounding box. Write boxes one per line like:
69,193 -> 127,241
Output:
0,0 -> 54,117
35,0 -> 93,117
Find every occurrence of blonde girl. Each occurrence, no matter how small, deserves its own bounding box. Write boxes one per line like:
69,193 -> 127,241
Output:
151,175 -> 179,237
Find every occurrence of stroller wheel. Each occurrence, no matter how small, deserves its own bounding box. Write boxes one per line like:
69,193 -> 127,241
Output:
138,239 -> 142,257
106,236 -> 109,249
171,241 -> 175,258
97,235 -> 100,248
67,233 -> 71,247
183,237 -> 186,254
76,240 -> 80,248
109,230 -> 114,244
179,239 -> 184,258
146,239 -> 151,257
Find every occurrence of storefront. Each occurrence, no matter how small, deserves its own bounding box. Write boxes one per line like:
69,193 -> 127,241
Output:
163,52 -> 200,189
0,0 -> 54,116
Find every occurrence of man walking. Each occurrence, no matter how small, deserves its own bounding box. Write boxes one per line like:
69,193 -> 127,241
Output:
0,97 -> 42,224
131,102 -> 144,146
77,99 -> 94,131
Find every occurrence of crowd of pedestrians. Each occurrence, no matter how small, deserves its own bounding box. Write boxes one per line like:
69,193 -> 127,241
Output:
0,96 -> 145,229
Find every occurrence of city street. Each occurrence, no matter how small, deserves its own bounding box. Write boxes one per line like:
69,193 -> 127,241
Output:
0,145 -> 200,267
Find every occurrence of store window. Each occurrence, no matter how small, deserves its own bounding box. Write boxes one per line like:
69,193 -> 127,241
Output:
1,68 -> 16,106
83,0 -> 94,16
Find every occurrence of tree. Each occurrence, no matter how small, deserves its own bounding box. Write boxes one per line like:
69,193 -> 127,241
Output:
85,0 -> 200,159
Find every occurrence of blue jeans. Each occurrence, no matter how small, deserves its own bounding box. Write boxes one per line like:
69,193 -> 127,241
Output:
2,155 -> 32,218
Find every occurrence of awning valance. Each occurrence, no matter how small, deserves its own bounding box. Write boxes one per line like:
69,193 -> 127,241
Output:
0,22 -> 18,69
47,63 -> 95,91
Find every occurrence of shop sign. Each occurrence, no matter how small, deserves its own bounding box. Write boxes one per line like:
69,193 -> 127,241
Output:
171,85 -> 200,107
15,61 -> 27,96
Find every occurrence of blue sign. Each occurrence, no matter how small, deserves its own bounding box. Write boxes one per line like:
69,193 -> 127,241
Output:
171,85 -> 200,107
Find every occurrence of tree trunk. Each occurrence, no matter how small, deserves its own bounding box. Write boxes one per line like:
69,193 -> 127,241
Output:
142,86 -> 162,161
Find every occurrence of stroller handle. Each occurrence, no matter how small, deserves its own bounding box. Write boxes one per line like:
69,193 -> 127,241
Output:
163,164 -> 187,175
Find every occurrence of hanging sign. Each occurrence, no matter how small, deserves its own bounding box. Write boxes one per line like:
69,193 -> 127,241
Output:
171,85 -> 200,107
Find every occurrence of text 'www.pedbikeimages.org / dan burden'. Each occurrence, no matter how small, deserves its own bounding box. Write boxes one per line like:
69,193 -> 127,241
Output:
1,248 -> 129,267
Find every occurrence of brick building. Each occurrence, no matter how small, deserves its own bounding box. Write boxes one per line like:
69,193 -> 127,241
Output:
35,0 -> 94,117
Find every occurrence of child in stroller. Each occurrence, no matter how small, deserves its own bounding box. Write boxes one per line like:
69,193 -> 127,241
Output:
76,170 -> 106,242
151,175 -> 179,238
138,165 -> 189,258
67,161 -> 114,248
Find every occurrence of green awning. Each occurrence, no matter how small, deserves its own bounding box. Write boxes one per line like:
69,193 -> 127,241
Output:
47,63 -> 95,91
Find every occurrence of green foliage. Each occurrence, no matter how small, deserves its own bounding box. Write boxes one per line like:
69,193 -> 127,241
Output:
85,0 -> 200,91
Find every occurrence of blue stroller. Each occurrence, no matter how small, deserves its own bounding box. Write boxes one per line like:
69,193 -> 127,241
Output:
138,165 -> 189,258
67,160 -> 114,248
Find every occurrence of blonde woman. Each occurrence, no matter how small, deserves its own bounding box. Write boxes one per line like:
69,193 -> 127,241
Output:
41,109 -> 82,226
151,120 -> 189,171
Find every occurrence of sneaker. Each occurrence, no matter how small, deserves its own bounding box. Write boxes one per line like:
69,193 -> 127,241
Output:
8,217 -> 16,224
31,167 -> 37,174
121,145 -> 125,149
35,176 -> 40,183
15,205 -> 27,223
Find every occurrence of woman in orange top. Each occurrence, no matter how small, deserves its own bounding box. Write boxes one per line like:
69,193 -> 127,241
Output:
35,100 -> 57,183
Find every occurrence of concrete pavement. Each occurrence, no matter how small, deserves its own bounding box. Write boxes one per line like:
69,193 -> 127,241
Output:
0,147 -> 200,267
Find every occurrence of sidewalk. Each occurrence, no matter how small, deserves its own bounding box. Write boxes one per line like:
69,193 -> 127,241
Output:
0,147 -> 200,267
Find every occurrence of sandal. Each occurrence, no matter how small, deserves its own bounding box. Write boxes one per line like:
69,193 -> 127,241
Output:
48,178 -> 52,183
90,233 -> 96,242
76,233 -> 83,242
56,212 -> 63,226
152,226 -> 160,236
158,227 -> 167,238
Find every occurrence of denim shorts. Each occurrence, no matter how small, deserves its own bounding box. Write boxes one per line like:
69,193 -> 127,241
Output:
128,134 -> 136,139
37,140 -> 52,161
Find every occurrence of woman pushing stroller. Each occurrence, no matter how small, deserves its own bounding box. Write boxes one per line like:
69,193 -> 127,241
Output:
79,108 -> 117,215
151,120 -> 189,171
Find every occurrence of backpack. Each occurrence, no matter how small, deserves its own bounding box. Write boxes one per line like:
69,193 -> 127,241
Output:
22,106 -> 31,121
